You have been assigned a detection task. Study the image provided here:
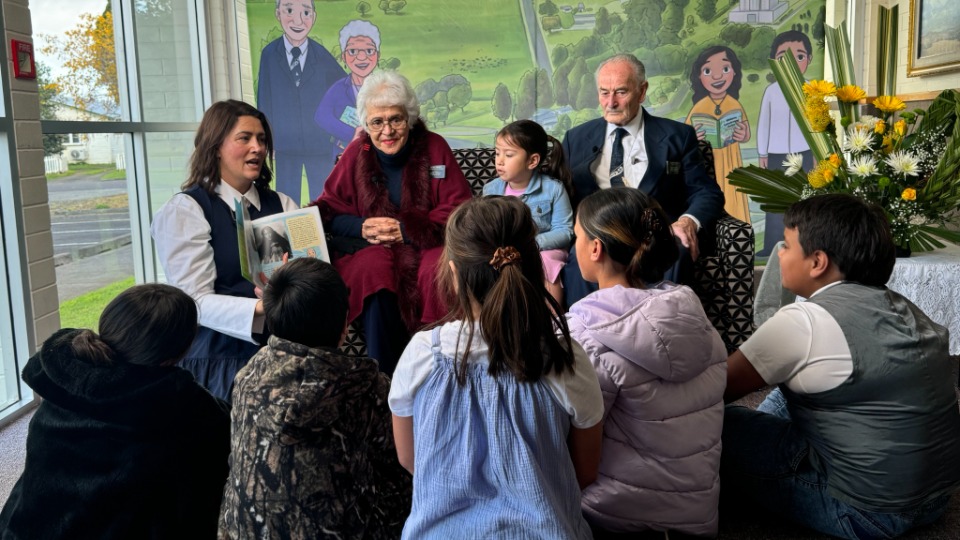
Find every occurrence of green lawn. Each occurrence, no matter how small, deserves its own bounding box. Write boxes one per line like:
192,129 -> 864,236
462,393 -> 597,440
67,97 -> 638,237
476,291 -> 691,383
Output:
46,162 -> 123,181
59,277 -> 135,331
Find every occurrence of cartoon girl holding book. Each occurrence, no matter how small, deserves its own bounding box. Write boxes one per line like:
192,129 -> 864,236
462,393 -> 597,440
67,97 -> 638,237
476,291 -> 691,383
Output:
685,45 -> 751,224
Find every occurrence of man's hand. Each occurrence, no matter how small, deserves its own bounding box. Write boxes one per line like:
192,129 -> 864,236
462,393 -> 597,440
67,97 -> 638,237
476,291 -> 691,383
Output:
362,217 -> 403,245
671,216 -> 700,261
758,155 -> 768,169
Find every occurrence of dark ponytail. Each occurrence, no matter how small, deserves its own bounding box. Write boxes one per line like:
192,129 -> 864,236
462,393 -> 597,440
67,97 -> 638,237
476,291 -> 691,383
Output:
577,187 -> 678,287
440,196 -> 574,385
71,283 -> 199,367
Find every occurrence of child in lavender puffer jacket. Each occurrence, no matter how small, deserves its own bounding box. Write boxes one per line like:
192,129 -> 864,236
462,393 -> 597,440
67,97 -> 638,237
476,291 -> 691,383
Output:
566,187 -> 727,538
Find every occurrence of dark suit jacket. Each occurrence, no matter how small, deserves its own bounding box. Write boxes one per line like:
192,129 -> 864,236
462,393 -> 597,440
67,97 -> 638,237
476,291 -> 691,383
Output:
257,37 -> 344,156
561,110 -> 725,228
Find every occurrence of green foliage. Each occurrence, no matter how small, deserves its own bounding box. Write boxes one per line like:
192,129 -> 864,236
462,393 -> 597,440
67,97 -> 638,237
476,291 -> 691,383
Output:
594,8 -> 612,36
514,70 -> 537,120
539,0 -> 559,16
492,83 -> 512,124
719,23 -> 753,48
37,63 -> 65,157
742,26 -> 777,70
575,73 -> 599,110
696,0 -> 716,22
447,84 -> 472,113
536,69 -> 554,109
542,15 -> 561,33
551,45 -> 569,68
356,1 -> 371,17
656,44 -> 688,75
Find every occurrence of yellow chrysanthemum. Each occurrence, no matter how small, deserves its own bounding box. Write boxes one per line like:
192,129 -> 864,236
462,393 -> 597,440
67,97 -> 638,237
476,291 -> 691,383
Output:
803,80 -> 837,98
894,119 -> 907,137
828,153 -> 842,168
873,95 -> 906,114
882,135 -> 895,154
902,188 -> 917,201
805,96 -> 833,132
874,120 -> 886,135
835,85 -> 866,103
808,162 -> 837,189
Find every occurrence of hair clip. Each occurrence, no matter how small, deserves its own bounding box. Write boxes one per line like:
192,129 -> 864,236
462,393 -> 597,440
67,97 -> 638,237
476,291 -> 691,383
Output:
489,246 -> 521,271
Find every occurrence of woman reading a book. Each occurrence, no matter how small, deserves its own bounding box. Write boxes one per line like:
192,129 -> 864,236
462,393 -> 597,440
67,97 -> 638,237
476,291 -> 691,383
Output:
151,99 -> 300,400
685,45 -> 752,223
313,70 -> 472,375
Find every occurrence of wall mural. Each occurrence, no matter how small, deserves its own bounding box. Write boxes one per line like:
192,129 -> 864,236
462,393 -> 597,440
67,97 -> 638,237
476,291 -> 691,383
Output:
249,0 -> 827,226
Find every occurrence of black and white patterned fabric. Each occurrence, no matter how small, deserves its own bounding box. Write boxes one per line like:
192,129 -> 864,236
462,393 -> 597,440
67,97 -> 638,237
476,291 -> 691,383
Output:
339,143 -> 755,356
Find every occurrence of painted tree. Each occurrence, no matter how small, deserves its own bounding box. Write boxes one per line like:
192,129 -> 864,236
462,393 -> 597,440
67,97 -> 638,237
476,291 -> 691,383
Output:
696,0 -> 716,22
575,73 -> 599,110
514,70 -> 538,120
594,7 -> 612,36
492,83 -> 513,124
40,9 -> 119,117
552,59 -> 574,107
566,58 -> 590,110
719,23 -> 754,48
539,0 -> 559,16
535,68 -> 554,109
812,6 -> 826,47
37,63 -> 65,157
447,83 -> 473,113
658,0 -> 689,46
357,1 -> 371,17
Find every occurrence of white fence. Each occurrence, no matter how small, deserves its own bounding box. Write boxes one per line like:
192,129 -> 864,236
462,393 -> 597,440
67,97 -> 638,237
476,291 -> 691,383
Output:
115,153 -> 126,171
44,155 -> 67,175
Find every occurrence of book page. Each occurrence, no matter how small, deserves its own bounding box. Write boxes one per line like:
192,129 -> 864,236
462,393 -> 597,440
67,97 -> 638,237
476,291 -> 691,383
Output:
689,113 -> 721,149
235,199 -> 264,288
250,208 -> 330,284
718,110 -> 743,148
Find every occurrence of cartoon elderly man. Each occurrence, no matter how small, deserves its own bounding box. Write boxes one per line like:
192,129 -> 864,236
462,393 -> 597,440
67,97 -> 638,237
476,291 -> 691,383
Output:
258,0 -> 344,202
314,20 -> 382,172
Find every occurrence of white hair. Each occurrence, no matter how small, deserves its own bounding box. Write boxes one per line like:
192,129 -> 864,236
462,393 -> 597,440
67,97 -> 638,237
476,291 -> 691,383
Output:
356,71 -> 420,132
276,0 -> 316,9
339,20 -> 380,51
595,53 -> 646,86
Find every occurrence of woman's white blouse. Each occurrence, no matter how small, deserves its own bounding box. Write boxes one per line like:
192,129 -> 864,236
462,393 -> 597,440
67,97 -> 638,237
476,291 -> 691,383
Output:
151,182 -> 298,343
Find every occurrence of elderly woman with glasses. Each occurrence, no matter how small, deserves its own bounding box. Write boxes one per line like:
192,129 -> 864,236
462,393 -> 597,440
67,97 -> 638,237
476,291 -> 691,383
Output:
314,70 -> 472,374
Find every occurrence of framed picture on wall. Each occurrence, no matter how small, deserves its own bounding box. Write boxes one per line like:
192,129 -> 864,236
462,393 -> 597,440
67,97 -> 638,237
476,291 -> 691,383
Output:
907,0 -> 960,76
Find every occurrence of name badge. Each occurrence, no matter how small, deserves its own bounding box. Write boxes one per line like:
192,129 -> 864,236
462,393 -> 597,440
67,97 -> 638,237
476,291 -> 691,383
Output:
666,161 -> 682,175
430,165 -> 446,179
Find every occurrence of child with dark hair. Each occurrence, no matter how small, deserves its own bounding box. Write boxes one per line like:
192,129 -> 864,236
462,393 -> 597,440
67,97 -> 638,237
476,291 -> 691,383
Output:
0,284 -> 230,539
685,45 -> 752,223
219,258 -> 411,539
723,194 -> 960,539
566,187 -> 727,537
482,119 -> 575,305
389,196 -> 603,538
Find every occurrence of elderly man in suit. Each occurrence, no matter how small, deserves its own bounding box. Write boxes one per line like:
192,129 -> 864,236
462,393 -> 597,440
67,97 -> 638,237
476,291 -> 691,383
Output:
258,0 -> 345,203
561,53 -> 725,305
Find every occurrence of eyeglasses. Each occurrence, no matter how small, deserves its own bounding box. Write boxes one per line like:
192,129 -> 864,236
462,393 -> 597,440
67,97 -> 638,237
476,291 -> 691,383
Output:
366,115 -> 408,133
345,48 -> 377,57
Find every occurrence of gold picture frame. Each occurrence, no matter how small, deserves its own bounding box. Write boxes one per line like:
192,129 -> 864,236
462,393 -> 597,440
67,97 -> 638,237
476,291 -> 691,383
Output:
907,0 -> 960,77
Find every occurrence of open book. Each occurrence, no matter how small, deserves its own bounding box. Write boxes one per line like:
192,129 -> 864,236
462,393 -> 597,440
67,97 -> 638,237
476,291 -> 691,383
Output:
236,200 -> 330,289
690,109 -> 743,149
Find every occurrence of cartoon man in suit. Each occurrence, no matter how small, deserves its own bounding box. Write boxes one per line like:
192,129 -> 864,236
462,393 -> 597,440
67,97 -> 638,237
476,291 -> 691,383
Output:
258,0 -> 345,203
561,53 -> 725,304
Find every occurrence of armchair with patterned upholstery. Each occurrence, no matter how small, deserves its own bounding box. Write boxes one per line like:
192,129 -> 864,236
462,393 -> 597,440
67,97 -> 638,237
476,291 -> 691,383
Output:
339,142 -> 755,357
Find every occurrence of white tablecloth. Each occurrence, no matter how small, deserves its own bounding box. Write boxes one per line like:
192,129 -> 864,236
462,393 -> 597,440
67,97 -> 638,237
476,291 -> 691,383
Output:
755,242 -> 960,354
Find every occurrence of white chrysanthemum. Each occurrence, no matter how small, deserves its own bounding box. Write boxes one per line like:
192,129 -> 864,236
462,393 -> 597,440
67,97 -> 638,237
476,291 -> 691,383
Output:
843,126 -> 874,154
847,155 -> 878,177
885,151 -> 921,177
782,153 -> 804,176
853,114 -> 880,130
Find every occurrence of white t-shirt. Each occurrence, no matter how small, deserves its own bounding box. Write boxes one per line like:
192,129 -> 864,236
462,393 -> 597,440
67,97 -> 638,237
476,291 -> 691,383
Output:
389,321 -> 604,429
740,282 -> 854,394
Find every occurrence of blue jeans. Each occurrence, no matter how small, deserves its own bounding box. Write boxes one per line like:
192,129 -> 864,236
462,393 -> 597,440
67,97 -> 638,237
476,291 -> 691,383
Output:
721,389 -> 951,540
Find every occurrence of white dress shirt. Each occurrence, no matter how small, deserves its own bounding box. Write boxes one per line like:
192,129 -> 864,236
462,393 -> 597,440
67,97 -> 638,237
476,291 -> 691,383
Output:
151,181 -> 299,344
283,37 -> 308,69
589,112 -> 701,229
590,112 -> 648,190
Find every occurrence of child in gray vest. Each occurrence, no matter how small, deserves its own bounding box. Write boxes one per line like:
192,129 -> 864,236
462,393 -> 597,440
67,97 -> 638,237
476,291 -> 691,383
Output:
722,193 -> 960,539
218,258 -> 411,539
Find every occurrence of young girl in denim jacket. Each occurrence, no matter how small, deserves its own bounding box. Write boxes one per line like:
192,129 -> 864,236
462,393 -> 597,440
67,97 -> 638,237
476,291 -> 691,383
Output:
389,196 -> 603,539
482,119 -> 574,304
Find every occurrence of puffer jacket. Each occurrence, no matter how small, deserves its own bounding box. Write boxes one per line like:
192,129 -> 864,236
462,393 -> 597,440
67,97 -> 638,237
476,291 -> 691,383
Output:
566,283 -> 727,537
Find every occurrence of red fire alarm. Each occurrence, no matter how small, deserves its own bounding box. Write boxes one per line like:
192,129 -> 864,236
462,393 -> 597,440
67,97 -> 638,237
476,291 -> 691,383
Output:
11,39 -> 36,80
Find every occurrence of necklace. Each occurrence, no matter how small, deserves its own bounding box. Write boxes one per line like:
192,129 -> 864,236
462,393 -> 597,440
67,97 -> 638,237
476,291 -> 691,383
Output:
710,95 -> 726,116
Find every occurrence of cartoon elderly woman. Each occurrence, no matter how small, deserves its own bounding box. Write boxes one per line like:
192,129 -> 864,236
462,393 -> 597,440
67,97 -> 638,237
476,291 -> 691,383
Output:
314,20 -> 381,172
685,45 -> 751,224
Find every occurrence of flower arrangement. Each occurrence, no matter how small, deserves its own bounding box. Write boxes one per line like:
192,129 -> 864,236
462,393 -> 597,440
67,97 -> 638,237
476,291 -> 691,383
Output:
728,26 -> 960,252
